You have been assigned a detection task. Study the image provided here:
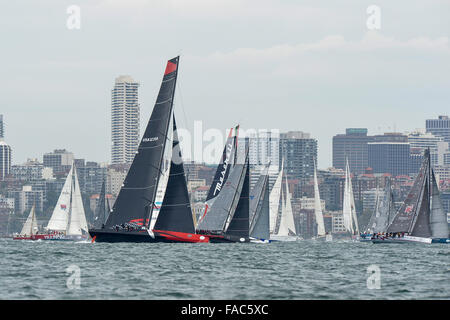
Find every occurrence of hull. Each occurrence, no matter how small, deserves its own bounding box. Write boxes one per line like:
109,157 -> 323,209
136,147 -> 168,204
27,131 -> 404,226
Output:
359,234 -> 373,242
372,235 -> 436,244
270,235 -> 299,242
207,234 -> 250,243
12,233 -> 86,241
249,237 -> 271,244
89,228 -> 209,243
313,234 -> 333,242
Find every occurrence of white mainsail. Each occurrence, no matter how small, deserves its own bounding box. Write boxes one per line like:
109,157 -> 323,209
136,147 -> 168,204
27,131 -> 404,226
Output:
66,165 -> 88,235
313,164 -> 326,237
20,206 -> 38,236
269,163 -> 283,234
149,111 -> 174,231
277,178 -> 296,236
46,165 -> 74,231
342,159 -> 359,234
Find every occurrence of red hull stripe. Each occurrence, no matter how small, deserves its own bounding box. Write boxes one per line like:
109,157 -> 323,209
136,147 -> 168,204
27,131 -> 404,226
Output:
164,61 -> 177,75
153,230 -> 209,243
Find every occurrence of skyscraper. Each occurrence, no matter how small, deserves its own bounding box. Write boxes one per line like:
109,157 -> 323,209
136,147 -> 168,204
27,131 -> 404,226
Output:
0,141 -> 12,181
111,75 -> 140,164
426,115 -> 450,144
0,115 -> 3,139
0,115 -> 11,180
332,128 -> 372,175
279,131 -> 317,181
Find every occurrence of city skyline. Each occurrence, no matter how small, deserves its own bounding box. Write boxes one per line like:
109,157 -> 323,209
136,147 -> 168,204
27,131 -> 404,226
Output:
1,1 -> 449,169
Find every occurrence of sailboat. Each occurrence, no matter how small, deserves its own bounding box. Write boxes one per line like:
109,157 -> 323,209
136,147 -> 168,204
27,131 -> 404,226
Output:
270,162 -> 298,242
196,140 -> 251,243
93,179 -> 110,229
360,178 -> 394,242
13,205 -> 41,240
249,162 -> 271,243
312,163 -> 330,241
44,162 -> 90,241
336,158 -> 359,240
269,162 -> 283,236
196,125 -> 238,227
372,149 -> 449,244
89,57 -> 207,243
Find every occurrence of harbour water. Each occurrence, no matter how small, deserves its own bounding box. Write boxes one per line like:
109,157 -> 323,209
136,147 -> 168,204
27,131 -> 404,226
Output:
0,238 -> 448,300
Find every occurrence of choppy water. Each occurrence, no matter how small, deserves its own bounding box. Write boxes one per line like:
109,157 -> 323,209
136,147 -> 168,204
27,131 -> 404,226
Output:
0,238 -> 448,299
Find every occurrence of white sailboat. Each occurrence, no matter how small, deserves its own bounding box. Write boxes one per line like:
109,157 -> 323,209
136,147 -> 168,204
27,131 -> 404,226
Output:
45,162 -> 89,241
341,159 -> 359,240
269,162 -> 283,235
13,206 -> 39,240
270,164 -> 298,242
312,164 -> 331,241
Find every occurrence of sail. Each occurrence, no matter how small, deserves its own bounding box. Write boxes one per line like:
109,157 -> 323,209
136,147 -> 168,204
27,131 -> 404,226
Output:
277,178 -> 296,236
313,164 -> 326,236
205,127 -> 236,202
153,116 -> 195,234
387,152 -> 428,234
196,144 -> 248,233
225,151 -> 250,238
20,206 -> 38,236
67,165 -> 88,236
249,163 -> 270,240
430,170 -> 449,238
366,179 -> 392,234
348,165 -> 359,234
269,162 -> 283,234
94,180 -> 107,228
46,165 -> 73,231
342,160 -> 354,234
105,57 -> 179,229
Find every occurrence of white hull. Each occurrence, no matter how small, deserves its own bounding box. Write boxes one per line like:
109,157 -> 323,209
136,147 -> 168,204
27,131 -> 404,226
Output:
372,235 -> 433,244
270,235 -> 299,242
249,237 -> 271,244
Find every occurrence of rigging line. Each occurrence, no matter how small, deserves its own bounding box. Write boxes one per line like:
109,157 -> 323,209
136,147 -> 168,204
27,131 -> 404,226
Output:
175,76 -> 190,139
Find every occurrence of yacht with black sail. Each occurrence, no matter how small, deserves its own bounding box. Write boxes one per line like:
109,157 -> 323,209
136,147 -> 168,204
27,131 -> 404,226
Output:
248,162 -> 271,243
372,149 -> 449,244
89,56 -> 208,243
196,135 -> 251,243
359,177 -> 394,242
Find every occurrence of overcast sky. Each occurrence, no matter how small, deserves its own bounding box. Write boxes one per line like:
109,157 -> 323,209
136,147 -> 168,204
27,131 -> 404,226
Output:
1,0 -> 449,168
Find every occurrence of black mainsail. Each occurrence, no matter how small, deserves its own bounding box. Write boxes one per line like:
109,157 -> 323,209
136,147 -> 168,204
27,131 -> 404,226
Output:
387,149 -> 449,239
249,163 -> 270,240
205,126 -> 238,202
93,179 -> 107,228
104,57 -> 180,230
89,57 -> 207,243
153,117 -> 195,234
196,142 -> 250,242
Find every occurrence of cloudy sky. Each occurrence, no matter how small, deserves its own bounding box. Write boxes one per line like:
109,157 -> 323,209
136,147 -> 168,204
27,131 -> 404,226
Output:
1,0 -> 449,168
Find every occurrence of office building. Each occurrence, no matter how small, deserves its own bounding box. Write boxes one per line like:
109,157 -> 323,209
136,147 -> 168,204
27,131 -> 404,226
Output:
368,142 -> 410,176
0,140 -> 12,180
426,115 -> 450,144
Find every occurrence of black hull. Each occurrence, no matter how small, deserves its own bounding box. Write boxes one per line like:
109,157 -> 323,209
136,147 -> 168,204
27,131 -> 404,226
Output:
206,234 -> 250,243
89,229 -> 209,243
